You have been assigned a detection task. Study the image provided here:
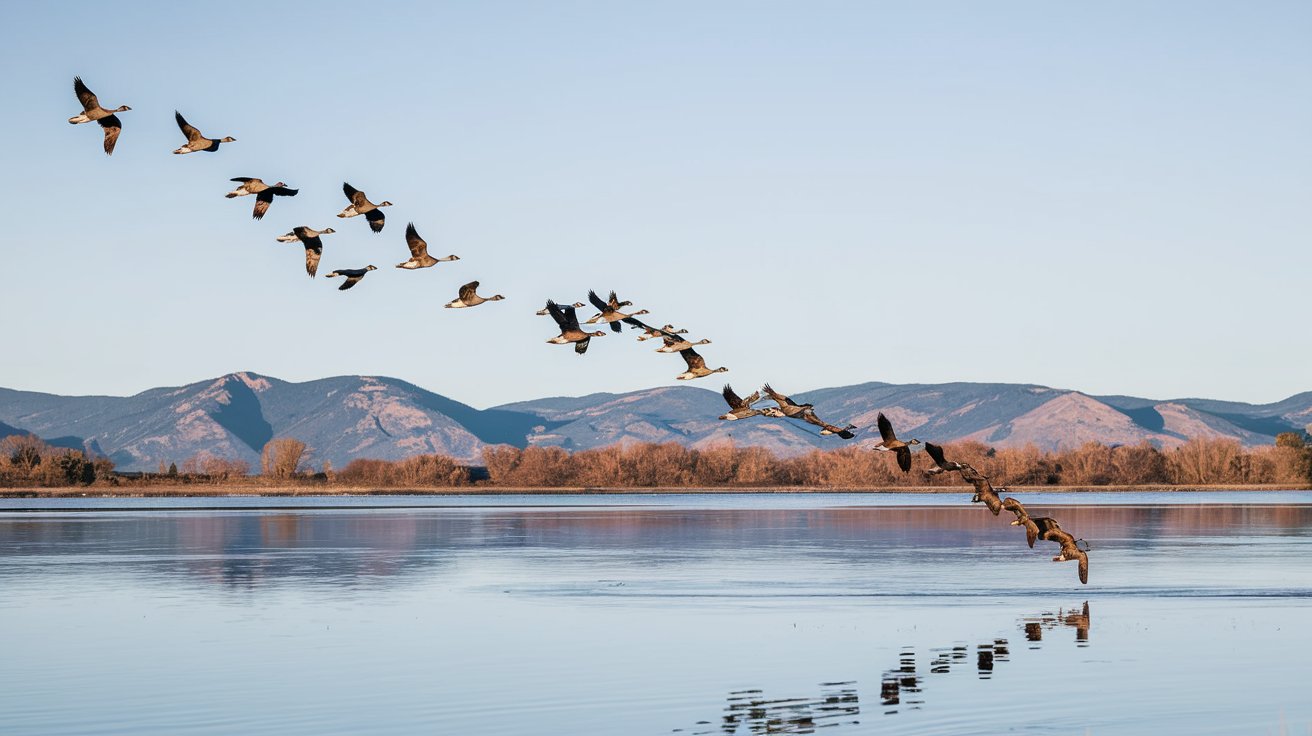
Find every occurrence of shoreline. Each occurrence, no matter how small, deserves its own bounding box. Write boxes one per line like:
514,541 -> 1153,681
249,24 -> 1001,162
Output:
2,483 -> 1308,498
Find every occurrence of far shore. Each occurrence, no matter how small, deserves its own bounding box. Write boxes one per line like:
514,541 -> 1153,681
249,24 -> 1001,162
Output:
2,483 -> 1309,498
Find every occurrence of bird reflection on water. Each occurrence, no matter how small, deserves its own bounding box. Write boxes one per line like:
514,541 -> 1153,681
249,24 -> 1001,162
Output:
679,603 -> 1090,732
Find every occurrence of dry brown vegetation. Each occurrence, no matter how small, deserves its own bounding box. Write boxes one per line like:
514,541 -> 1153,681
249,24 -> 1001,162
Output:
3,432 -> 1310,491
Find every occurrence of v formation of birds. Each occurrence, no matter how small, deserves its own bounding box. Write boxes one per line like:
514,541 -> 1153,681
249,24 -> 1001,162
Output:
67,76 -> 1091,585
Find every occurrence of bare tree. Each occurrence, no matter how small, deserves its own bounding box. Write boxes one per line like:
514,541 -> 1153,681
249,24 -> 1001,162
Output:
261,438 -> 307,480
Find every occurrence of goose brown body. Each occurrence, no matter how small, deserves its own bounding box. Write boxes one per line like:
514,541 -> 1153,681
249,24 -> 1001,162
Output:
68,77 -> 130,155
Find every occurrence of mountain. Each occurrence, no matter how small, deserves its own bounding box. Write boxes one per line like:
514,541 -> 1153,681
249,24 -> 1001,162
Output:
1,373 -> 1309,471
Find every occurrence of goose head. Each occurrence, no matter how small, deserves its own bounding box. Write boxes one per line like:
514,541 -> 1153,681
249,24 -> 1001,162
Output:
571,302 -> 586,308
365,265 -> 378,272
588,330 -> 606,337
694,338 -> 711,345
440,254 -> 460,261
320,228 -> 336,235
220,136 -> 236,142
378,201 -> 394,207
115,105 -> 132,112
489,294 -> 506,301
712,367 -> 729,374
617,300 -> 633,308
273,182 -> 287,188
907,439 -> 922,446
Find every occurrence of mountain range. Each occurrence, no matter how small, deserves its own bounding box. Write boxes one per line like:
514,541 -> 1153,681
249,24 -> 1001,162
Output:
1,372 -> 1309,471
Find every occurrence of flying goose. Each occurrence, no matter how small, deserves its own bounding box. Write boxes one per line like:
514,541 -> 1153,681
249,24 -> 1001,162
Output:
760,383 -> 812,418
585,290 -> 648,333
655,334 -> 712,353
545,300 -> 606,354
225,178 -> 298,220
445,281 -> 505,308
801,413 -> 857,439
1050,533 -> 1090,585
338,182 -> 392,233
873,413 -> 920,473
277,226 -> 335,277
635,324 -> 686,341
719,384 -> 764,421
396,223 -> 458,269
923,443 -> 970,476
959,464 -> 1003,514
537,301 -> 585,316
68,77 -> 130,155
325,265 -> 377,291
1002,497 -> 1041,547
676,347 -> 727,381
172,111 -> 235,154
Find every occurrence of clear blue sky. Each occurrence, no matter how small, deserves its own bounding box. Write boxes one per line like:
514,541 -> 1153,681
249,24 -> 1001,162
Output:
1,1 -> 1308,407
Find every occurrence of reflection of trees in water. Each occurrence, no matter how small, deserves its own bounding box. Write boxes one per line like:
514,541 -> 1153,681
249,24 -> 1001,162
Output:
681,603 -> 1090,731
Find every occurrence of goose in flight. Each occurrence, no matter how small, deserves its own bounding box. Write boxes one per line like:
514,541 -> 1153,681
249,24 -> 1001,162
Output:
445,281 -> 505,308
544,300 -> 606,354
873,413 -> 920,473
326,265 -> 377,291
801,413 -> 857,439
959,464 -> 1003,514
338,182 -> 393,233
676,347 -> 727,381
537,301 -> 585,316
635,324 -> 686,341
760,384 -> 812,419
396,223 -> 458,269
585,290 -> 648,333
1002,497 -> 1044,547
923,443 -> 970,476
277,226 -> 335,277
172,111 -> 235,153
68,77 -> 130,155
225,178 -> 298,220
719,384 -> 764,421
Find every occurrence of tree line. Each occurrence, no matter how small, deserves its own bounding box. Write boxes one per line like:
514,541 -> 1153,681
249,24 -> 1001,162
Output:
3,432 -> 1310,488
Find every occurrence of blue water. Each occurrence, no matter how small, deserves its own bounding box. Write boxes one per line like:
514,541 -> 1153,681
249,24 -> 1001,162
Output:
2,493 -> 1310,734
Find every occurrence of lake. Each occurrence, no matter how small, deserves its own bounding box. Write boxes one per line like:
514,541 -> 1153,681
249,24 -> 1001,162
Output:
3,492 -> 1311,735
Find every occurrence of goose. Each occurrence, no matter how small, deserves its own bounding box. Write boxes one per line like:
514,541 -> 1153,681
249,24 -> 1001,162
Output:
172,111 -> 235,154
277,226 -> 335,277
761,383 -> 812,418
801,413 -> 857,439
675,347 -> 727,381
873,413 -> 920,473
719,384 -> 764,421
544,300 -> 606,354
445,281 -> 505,308
537,301 -> 585,316
923,443 -> 970,476
633,323 -> 687,341
585,290 -> 648,333
325,265 -> 377,291
959,464 -> 1003,514
338,182 -> 392,233
1051,535 -> 1089,585
1002,497 -> 1040,547
655,334 -> 712,353
621,317 -> 699,348
225,178 -> 298,220
396,222 -> 458,269
68,77 -> 130,155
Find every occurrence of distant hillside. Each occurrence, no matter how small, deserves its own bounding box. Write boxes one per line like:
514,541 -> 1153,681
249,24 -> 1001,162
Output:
1,373 -> 1308,471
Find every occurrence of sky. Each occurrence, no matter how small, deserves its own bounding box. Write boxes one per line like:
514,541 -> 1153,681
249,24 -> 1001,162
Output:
1,1 -> 1308,408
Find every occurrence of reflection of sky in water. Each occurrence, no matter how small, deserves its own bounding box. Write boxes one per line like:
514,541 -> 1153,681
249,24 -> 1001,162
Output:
1,497 -> 1310,734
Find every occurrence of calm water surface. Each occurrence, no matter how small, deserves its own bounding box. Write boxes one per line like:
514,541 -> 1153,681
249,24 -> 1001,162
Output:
2,492 -> 1311,735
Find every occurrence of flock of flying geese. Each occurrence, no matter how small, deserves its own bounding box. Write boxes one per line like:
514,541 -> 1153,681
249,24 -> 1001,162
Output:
718,391 -> 1090,583
68,76 -> 1088,584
